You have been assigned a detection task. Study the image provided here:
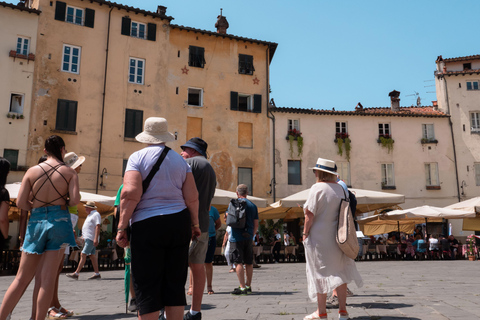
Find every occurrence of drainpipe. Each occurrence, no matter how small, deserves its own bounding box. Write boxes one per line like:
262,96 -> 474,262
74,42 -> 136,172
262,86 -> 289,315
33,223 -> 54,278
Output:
441,75 -> 461,202
95,6 -> 114,193
266,46 -> 276,202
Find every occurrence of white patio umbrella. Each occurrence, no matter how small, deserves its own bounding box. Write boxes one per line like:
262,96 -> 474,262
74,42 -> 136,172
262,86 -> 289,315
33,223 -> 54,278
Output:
384,205 -> 475,219
273,188 -> 405,215
445,197 -> 480,231
211,188 -> 267,208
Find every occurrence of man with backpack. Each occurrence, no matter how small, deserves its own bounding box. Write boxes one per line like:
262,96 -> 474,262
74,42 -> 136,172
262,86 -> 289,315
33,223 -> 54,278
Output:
227,184 -> 259,296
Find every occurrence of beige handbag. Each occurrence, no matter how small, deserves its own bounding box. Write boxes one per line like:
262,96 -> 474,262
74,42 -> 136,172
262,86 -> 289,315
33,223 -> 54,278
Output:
336,189 -> 359,259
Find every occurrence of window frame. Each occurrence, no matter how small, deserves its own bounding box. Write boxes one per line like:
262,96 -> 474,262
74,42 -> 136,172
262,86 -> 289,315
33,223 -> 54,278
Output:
381,163 -> 395,188
287,160 -> 302,185
61,44 -> 81,74
238,93 -> 253,112
55,99 -> 78,132
422,124 -> 435,140
466,81 -> 480,91
425,162 -> 440,187
130,21 -> 146,39
3,149 -> 19,170
16,37 -> 29,56
9,93 -> 24,114
124,108 -> 144,139
337,162 -> 351,187
378,123 -> 391,136
188,46 -> 206,68
66,5 -> 84,26
238,167 -> 253,196
471,112 -> 480,133
336,121 -> 347,134
128,57 -> 145,85
238,54 -> 254,75
187,87 -> 203,107
288,119 -> 300,132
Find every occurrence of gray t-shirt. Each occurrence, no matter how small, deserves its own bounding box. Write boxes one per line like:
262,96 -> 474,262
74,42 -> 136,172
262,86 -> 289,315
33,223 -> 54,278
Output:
186,156 -> 216,232
126,145 -> 192,224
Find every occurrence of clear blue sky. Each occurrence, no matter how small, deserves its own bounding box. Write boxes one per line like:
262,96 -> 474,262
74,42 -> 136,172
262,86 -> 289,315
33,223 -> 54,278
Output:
123,0 -> 480,111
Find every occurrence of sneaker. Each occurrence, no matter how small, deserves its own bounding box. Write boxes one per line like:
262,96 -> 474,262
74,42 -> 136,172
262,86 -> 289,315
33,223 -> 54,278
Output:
246,286 -> 252,294
183,311 -> 202,320
346,287 -> 354,297
87,273 -> 101,280
338,310 -> 349,320
66,273 -> 79,280
128,298 -> 137,312
326,295 -> 339,308
231,287 -> 248,296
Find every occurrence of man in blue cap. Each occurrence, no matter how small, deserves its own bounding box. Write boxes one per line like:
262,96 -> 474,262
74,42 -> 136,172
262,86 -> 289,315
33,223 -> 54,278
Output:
179,138 -> 216,320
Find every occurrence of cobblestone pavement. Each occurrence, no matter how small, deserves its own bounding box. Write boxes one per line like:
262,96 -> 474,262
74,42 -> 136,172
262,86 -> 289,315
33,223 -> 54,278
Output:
1,260 -> 479,320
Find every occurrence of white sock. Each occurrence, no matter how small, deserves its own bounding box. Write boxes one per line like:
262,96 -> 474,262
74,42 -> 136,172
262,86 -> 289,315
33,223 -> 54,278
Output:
190,310 -> 199,315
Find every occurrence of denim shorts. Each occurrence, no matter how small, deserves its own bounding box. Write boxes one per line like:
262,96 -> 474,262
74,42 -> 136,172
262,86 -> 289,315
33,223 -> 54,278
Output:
82,238 -> 96,255
22,205 -> 77,254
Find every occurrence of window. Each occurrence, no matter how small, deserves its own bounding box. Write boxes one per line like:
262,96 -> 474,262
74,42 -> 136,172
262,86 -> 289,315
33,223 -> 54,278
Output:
124,109 -> 143,138
9,93 -> 24,114
16,37 -> 29,55
55,99 -> 77,132
238,167 -> 252,195
381,163 -> 395,188
186,117 -> 202,140
66,5 -> 84,25
337,162 -> 351,187
230,92 -> 262,113
54,2 -> 94,28
464,63 -> 472,70
121,17 -> 156,41
422,124 -> 435,140
131,21 -> 146,39
189,46 -> 205,68
336,122 -> 347,134
471,112 -> 480,132
425,163 -> 439,187
475,163 -> 480,186
61,44 -> 81,74
379,123 -> 390,136
288,119 -> 300,131
3,149 -> 18,170
129,58 -> 145,85
467,81 -> 480,91
288,160 -> 301,185
187,88 -> 203,107
238,122 -> 253,148
238,54 -> 254,75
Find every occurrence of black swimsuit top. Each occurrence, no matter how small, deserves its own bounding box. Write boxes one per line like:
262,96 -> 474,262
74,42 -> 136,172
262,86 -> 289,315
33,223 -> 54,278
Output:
31,162 -> 69,207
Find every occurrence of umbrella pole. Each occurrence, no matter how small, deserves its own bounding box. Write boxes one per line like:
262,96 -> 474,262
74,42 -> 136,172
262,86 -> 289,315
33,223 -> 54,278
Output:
424,218 -> 428,240
397,221 -> 400,233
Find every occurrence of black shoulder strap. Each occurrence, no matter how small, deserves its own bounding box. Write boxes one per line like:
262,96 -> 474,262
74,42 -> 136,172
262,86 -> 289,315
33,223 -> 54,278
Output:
142,146 -> 170,194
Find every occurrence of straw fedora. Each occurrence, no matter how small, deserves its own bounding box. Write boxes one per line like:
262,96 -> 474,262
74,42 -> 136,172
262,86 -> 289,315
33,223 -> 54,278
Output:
135,117 -> 175,144
84,201 -> 97,209
310,158 -> 337,175
64,152 -> 85,169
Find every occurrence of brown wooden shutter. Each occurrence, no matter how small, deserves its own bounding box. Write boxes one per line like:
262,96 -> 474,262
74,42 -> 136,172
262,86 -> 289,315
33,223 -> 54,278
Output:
84,8 -> 95,28
121,17 -> 131,36
147,23 -> 156,41
253,94 -> 262,113
230,91 -> 238,111
54,1 -> 66,21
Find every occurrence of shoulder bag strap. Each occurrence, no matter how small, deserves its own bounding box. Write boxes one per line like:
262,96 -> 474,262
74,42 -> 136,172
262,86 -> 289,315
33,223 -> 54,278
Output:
142,146 -> 170,194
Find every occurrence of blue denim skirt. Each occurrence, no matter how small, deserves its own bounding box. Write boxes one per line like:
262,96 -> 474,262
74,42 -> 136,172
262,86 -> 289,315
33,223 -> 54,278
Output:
22,205 -> 77,254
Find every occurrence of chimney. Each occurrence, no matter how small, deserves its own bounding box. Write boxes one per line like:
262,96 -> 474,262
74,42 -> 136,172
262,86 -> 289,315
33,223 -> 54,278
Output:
157,5 -> 167,16
215,8 -> 229,34
432,101 -> 438,111
389,90 -> 400,111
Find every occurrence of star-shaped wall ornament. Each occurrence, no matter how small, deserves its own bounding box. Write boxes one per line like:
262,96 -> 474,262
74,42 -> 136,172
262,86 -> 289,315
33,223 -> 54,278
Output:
181,65 -> 189,74
253,77 -> 260,85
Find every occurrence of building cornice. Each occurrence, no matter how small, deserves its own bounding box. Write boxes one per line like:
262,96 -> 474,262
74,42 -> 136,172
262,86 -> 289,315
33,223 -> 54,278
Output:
0,1 -> 40,14
439,54 -> 480,63
436,69 -> 480,78
81,0 -> 174,21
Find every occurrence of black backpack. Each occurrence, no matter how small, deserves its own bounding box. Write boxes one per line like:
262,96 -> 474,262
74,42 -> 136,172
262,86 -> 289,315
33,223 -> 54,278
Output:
226,199 -> 247,229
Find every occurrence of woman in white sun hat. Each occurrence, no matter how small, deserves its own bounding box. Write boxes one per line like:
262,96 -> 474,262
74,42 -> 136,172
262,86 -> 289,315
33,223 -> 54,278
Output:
302,158 -> 363,320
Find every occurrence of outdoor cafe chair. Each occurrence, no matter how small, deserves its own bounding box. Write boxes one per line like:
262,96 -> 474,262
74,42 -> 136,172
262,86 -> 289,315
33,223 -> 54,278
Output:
386,244 -> 399,260
415,243 -> 428,260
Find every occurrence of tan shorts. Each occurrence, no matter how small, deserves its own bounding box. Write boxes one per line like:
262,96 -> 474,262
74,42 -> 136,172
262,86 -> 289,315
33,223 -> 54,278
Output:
188,232 -> 209,264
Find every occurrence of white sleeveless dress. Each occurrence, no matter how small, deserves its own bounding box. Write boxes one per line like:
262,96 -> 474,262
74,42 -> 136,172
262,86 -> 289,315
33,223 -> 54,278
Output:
303,182 -> 363,302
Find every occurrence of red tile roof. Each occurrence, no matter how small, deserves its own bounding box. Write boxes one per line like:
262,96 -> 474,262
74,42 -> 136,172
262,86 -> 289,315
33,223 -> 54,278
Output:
438,69 -> 480,76
442,55 -> 480,63
0,1 -> 40,14
271,106 -> 449,118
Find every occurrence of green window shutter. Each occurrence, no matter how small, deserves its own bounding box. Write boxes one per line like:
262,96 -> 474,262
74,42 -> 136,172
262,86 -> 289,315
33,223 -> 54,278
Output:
55,99 -> 77,131
134,110 -> 143,136
3,149 -> 19,170
54,1 -> 66,21
121,17 -> 131,36
84,8 -> 95,28
147,23 -> 156,41
200,47 -> 206,66
125,109 -> 143,138
253,94 -> 262,113
67,101 -> 77,131
230,91 -> 238,111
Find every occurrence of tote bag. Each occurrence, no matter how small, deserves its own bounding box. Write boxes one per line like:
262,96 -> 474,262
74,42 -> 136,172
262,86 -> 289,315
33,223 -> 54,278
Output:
336,189 -> 359,259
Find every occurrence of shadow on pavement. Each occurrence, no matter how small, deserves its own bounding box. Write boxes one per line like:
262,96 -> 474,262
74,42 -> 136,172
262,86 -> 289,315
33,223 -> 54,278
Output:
348,302 -> 414,309
212,291 -> 297,296
74,313 -> 136,319
353,317 -> 422,320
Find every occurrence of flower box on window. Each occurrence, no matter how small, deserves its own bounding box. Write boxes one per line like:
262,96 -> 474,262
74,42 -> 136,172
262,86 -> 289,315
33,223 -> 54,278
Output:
421,138 -> 438,144
9,50 -> 16,57
286,129 -> 303,157
334,133 -> 351,161
377,134 -> 394,153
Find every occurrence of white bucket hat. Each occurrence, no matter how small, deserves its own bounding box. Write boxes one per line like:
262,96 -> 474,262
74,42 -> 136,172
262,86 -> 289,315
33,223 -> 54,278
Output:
310,158 -> 337,175
64,152 -> 85,169
135,117 -> 175,144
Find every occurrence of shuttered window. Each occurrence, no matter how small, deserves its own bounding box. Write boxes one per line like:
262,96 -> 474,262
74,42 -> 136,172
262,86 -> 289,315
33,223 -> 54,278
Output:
54,1 -> 94,28
230,92 -> 261,113
121,17 -> 156,41
55,99 -> 77,132
238,54 -> 254,75
238,167 -> 253,195
124,109 -> 143,138
288,160 -> 301,185
189,46 -> 206,68
3,149 -> 19,170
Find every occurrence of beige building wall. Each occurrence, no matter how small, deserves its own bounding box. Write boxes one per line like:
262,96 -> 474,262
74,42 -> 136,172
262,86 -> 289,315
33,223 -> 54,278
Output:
0,3 -> 40,183
272,101 -> 463,235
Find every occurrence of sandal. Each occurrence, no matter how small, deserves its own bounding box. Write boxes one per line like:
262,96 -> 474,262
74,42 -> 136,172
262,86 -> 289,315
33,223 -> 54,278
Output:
187,288 -> 193,296
47,307 -> 68,319
207,287 -> 214,295
229,268 -> 236,273
303,311 -> 327,320
59,306 -> 74,317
